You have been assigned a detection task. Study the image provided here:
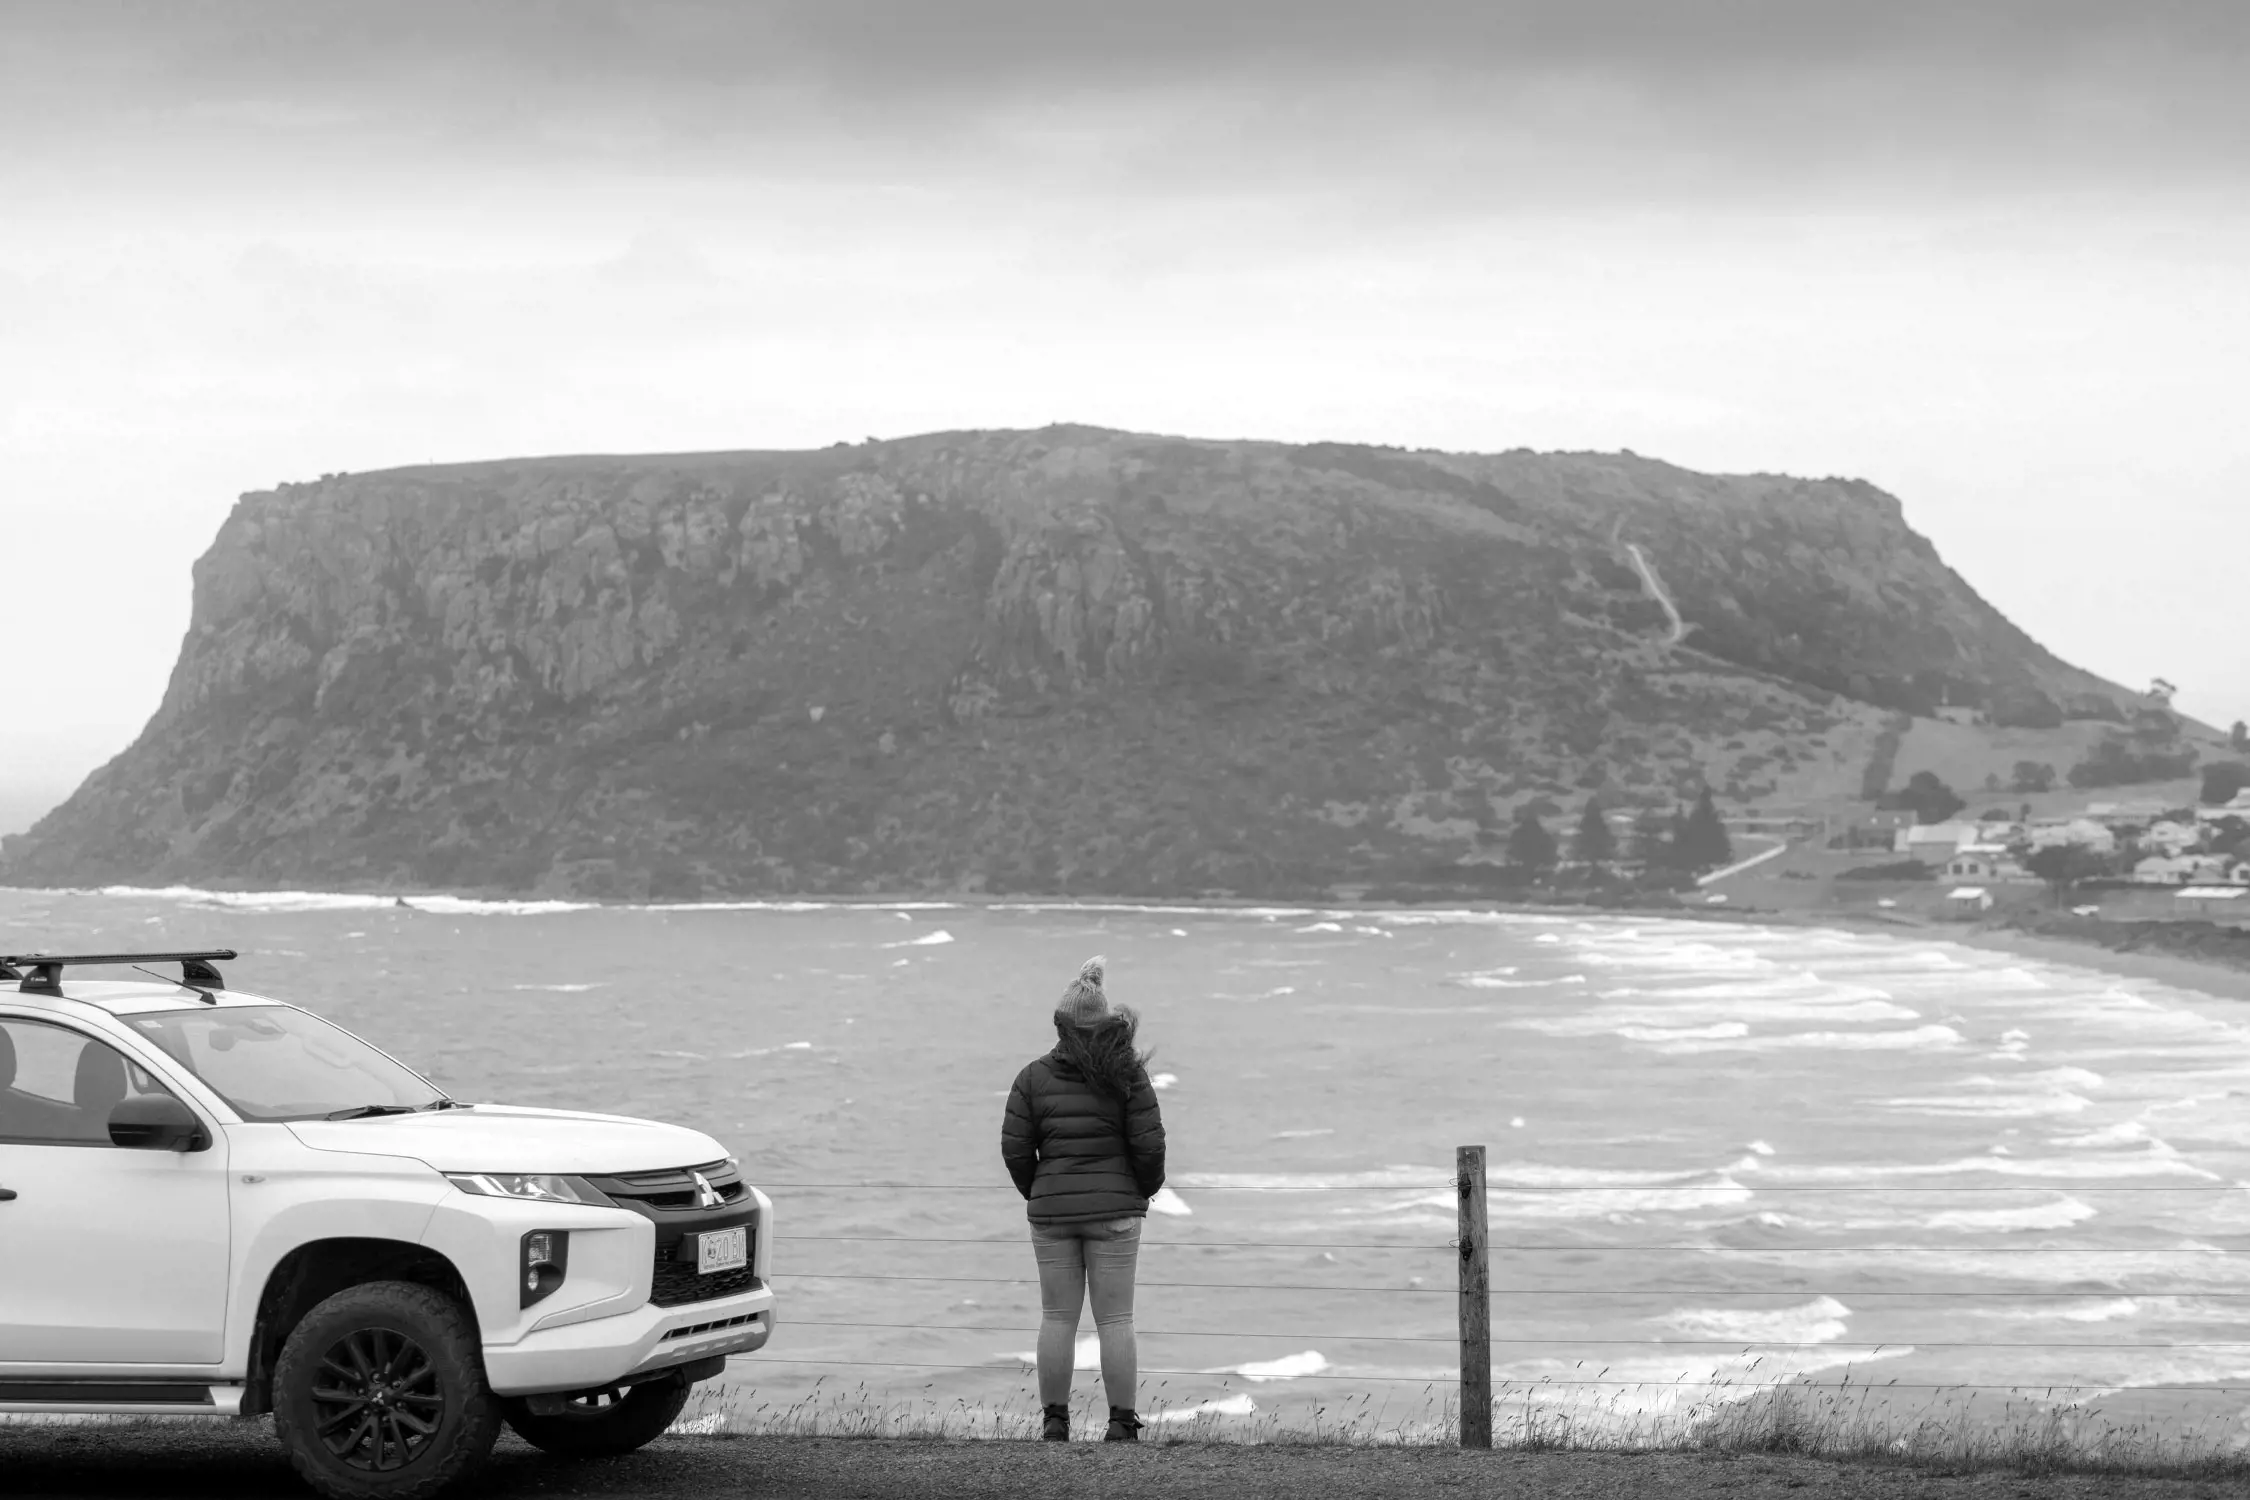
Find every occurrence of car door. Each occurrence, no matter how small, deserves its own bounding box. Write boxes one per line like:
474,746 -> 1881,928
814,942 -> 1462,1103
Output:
0,1015 -> 232,1368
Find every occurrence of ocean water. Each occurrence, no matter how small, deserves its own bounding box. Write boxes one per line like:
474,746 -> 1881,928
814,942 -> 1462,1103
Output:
8,885 -> 2250,1439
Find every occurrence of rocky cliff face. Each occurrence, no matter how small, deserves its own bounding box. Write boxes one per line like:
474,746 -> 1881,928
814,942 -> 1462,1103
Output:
2,427 -> 2130,898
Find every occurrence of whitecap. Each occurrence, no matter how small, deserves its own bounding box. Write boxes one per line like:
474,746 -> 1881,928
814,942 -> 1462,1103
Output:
1978,1299 -> 2152,1324
1150,1073 -> 1178,1090
1507,996 -> 1919,1033
1641,1025 -> 1964,1055
1173,1167 -> 1449,1192
88,883 -> 604,915
1206,1351 -> 1329,1382
1925,1197 -> 2098,1232
881,930 -> 954,948
1293,921 -> 1344,933
1004,1334 -> 1102,1369
1662,1297 -> 1852,1345
408,895 -> 596,916
2051,1121 -> 2152,1149
1882,1091 -> 2092,1118
1149,1187 -> 1193,1217
101,885 -> 392,913
1272,1128 -> 1335,1139
510,982 -> 605,993
1613,1023 -> 1751,1042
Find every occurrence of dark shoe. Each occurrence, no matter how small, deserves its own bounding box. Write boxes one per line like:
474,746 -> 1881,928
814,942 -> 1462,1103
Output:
1042,1404 -> 1070,1441
1105,1406 -> 1143,1442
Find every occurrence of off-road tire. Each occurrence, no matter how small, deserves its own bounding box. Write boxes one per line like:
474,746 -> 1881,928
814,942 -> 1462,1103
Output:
500,1372 -> 691,1459
271,1280 -> 500,1500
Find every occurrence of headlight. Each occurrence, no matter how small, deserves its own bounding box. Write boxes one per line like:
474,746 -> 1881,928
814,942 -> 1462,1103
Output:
445,1172 -> 608,1205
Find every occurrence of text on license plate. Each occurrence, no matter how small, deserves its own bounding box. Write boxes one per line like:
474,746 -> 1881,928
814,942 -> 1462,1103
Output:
697,1227 -> 748,1274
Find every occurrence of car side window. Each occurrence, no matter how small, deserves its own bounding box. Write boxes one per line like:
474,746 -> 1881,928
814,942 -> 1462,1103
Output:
0,1017 -> 180,1147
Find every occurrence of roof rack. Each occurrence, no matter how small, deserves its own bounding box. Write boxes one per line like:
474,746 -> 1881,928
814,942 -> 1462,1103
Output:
0,950 -> 239,999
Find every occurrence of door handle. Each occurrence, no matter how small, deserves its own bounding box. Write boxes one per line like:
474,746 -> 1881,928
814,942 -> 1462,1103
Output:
0,1187 -> 16,1201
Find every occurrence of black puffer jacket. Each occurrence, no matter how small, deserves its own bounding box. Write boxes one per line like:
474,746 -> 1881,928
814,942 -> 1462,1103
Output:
1001,1049 -> 1167,1225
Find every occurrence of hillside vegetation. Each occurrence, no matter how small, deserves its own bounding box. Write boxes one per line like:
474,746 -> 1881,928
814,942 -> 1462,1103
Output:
0,426 -> 2148,899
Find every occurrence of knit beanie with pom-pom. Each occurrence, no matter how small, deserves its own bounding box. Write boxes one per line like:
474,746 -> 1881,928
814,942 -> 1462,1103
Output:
1054,955 -> 1112,1028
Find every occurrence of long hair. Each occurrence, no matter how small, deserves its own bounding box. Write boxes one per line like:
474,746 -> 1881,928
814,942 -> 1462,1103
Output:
1053,1009 -> 1152,1102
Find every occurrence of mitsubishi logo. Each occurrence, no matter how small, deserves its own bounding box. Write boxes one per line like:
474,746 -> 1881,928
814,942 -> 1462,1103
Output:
690,1170 -> 722,1209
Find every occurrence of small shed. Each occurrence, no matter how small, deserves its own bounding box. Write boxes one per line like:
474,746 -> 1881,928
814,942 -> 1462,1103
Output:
1943,886 -> 1996,919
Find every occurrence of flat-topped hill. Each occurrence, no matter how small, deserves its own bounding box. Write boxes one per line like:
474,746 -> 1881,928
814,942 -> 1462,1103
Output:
0,426 -> 2147,898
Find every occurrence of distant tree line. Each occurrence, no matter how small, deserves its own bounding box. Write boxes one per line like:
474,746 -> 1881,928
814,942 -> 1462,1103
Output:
1505,789 -> 1733,878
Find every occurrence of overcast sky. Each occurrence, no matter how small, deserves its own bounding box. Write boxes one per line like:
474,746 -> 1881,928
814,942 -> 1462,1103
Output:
3,1 -> 2246,833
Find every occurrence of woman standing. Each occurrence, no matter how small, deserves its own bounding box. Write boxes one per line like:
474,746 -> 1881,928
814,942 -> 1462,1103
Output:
1000,956 -> 1167,1442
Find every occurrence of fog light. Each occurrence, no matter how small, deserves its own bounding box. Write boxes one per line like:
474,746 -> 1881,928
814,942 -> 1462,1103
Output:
521,1229 -> 570,1308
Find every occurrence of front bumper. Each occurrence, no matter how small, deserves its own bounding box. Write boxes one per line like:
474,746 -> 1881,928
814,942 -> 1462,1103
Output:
482,1280 -> 776,1395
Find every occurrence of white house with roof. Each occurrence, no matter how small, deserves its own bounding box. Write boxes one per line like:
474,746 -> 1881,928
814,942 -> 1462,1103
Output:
1943,886 -> 1996,918
2141,819 -> 2204,854
2088,799 -> 2174,823
2026,818 -> 2118,854
1895,821 -> 1982,857
2133,854 -> 2217,885
1946,846 -> 2031,882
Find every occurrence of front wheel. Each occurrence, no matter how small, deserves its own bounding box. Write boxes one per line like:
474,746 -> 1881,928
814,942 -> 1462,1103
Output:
500,1373 -> 691,1459
271,1280 -> 500,1500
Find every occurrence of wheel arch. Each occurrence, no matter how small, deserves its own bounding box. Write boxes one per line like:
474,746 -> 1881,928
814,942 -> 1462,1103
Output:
242,1237 -> 479,1417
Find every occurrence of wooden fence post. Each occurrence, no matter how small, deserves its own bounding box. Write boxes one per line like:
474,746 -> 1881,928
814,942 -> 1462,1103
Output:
1457,1143 -> 1491,1449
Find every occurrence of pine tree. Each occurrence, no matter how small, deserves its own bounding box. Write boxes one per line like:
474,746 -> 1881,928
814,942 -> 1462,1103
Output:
1680,788 -> 1734,871
1664,807 -> 1692,870
1572,799 -> 1617,865
1506,811 -> 1559,871
1628,810 -> 1670,865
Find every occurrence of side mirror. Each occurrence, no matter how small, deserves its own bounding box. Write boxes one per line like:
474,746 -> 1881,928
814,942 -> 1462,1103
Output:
109,1094 -> 210,1152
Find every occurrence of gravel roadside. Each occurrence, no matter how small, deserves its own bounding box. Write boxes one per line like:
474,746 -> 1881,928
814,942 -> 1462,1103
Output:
4,1423 -> 2246,1500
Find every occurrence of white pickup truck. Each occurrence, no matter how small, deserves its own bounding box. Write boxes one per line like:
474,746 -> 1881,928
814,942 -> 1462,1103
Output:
0,949 -> 775,1500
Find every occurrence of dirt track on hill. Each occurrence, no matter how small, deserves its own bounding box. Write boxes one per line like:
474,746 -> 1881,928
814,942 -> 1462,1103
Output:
3,1424 -> 2247,1500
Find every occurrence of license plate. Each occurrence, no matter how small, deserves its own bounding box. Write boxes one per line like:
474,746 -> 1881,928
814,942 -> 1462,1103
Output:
696,1227 -> 748,1274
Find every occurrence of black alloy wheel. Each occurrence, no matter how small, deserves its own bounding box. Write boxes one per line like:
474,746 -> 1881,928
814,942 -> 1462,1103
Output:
310,1326 -> 447,1472
500,1371 -> 692,1459
273,1280 -> 499,1500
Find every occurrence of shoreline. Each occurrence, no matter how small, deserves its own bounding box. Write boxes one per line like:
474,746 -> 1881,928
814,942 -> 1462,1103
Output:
10,879 -> 2250,1008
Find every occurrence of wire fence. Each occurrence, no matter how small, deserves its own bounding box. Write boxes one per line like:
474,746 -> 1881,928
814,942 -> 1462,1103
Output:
704,1168 -> 2250,1441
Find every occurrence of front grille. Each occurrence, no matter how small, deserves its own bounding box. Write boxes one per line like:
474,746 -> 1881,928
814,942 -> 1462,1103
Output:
585,1159 -> 762,1309
585,1159 -> 750,1211
652,1265 -> 763,1309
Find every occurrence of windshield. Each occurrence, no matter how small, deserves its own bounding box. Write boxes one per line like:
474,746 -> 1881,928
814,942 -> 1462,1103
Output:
128,1006 -> 447,1122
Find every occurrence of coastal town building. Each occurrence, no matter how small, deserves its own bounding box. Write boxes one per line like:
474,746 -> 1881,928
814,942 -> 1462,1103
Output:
2141,819 -> 2203,854
1946,846 -> 2030,883
2133,854 -> 2224,885
1895,821 -> 1981,857
2026,818 -> 2118,854
2087,799 -> 2175,823
1943,886 -> 1996,918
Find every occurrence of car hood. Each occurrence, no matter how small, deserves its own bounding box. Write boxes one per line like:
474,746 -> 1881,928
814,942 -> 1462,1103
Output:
285,1104 -> 730,1174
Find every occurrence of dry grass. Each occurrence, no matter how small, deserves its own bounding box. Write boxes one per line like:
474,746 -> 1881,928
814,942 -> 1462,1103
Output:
670,1376 -> 2250,1482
